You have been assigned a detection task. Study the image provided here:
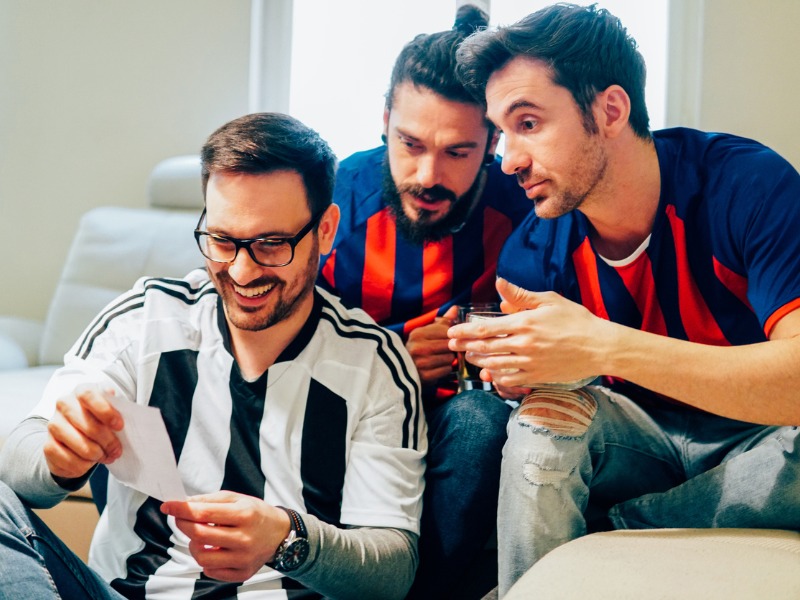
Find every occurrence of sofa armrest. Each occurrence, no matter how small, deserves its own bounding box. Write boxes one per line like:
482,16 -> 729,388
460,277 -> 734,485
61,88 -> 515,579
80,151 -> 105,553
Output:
0,317 -> 44,369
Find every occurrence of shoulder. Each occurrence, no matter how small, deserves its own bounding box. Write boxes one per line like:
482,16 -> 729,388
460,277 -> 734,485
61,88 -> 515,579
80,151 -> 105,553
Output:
334,147 -> 387,232
655,127 -> 800,218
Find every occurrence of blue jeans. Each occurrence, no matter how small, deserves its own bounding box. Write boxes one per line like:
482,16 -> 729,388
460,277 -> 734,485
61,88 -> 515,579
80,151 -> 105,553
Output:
407,389 -> 512,599
0,481 -> 123,600
498,386 -> 800,597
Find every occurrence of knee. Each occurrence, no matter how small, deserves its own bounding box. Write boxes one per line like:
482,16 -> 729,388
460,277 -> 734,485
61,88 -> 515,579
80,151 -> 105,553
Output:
515,388 -> 597,438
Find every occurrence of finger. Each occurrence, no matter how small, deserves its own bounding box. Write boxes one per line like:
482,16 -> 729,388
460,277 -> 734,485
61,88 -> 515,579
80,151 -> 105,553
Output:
442,304 -> 459,321
161,493 -> 241,524
419,364 -> 457,384
75,386 -> 123,431
43,436 -> 98,479
202,567 -> 248,583
48,408 -> 120,464
496,278 -> 547,312
408,338 -> 453,358
55,397 -> 122,460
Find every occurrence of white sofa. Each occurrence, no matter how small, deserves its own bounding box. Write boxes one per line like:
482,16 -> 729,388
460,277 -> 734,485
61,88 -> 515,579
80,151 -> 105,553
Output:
0,155 -> 205,558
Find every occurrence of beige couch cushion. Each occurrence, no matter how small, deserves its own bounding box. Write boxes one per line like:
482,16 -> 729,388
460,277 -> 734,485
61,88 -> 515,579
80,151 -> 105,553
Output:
38,206 -> 201,366
506,528 -> 800,600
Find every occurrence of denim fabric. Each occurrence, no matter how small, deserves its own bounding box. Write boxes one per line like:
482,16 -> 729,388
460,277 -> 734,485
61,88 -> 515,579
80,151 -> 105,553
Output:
0,481 -> 123,600
407,390 -> 512,599
497,386 -> 800,597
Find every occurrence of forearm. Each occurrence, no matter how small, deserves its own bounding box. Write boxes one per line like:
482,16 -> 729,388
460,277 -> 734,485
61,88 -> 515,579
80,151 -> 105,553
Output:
291,514 -> 418,600
0,417 -> 81,508
602,320 -> 800,425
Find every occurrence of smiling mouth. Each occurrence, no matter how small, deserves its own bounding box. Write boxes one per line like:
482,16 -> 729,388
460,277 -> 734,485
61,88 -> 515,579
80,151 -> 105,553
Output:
233,282 -> 275,298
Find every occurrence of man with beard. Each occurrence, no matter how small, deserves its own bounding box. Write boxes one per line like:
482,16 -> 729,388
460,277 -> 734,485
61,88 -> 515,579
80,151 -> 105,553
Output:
450,4 -> 800,596
317,5 -> 530,599
0,113 -> 425,599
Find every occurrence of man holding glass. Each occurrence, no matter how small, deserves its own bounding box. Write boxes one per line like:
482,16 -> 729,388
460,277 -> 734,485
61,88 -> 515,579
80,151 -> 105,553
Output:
449,3 -> 800,596
316,5 -> 531,598
0,112 -> 425,599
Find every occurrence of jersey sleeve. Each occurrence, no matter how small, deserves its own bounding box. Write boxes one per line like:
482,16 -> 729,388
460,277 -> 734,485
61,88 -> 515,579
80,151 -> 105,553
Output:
721,146 -> 800,335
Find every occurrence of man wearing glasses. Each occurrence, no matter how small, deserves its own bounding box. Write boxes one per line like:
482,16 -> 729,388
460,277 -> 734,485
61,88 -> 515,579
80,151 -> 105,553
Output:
0,112 -> 425,599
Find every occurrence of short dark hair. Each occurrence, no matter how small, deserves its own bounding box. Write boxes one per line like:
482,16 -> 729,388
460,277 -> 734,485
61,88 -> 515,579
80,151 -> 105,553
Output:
385,4 -> 489,110
200,112 -> 337,214
456,3 -> 650,139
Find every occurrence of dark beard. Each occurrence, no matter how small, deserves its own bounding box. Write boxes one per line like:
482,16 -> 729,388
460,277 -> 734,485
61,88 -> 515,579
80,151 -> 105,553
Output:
381,156 -> 483,245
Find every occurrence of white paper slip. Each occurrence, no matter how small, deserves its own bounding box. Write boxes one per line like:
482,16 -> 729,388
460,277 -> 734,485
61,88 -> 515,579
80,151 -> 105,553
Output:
105,395 -> 187,502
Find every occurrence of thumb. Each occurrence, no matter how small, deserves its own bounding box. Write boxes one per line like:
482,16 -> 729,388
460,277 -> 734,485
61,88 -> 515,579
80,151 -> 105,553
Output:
496,278 -> 546,312
441,304 -> 459,322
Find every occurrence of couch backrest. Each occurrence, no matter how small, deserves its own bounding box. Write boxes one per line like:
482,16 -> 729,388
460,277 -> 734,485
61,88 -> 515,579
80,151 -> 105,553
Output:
38,156 -> 205,365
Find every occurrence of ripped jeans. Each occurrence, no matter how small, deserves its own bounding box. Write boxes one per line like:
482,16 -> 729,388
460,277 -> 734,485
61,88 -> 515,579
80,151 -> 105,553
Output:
498,385 -> 800,597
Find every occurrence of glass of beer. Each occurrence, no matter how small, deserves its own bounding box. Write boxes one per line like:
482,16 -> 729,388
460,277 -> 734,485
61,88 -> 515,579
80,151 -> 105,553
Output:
456,303 -> 500,394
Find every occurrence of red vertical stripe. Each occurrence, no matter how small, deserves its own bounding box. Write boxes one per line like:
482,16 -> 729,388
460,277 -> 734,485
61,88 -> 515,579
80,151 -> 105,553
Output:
615,254 -> 668,336
422,237 -> 453,314
572,237 -> 610,320
713,256 -> 751,309
473,207 -> 512,300
666,205 -> 730,345
320,250 -> 336,288
362,209 -> 396,324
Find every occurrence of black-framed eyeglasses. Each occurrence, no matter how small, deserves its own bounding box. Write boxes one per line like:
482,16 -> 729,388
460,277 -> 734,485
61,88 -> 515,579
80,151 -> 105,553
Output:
194,208 -> 326,267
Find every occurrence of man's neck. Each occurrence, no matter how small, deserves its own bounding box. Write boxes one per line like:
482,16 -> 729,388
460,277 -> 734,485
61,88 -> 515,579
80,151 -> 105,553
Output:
581,134 -> 661,261
227,296 -> 314,382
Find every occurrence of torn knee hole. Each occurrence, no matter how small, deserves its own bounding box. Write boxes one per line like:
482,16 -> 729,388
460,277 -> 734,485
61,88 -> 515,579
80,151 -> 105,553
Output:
517,388 -> 597,436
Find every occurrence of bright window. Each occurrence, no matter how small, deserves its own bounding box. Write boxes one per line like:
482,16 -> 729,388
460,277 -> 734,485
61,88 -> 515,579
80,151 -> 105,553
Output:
289,1 -> 668,160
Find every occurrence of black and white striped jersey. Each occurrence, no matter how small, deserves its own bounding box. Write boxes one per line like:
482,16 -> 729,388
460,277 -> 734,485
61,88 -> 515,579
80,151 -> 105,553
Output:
32,269 -> 426,599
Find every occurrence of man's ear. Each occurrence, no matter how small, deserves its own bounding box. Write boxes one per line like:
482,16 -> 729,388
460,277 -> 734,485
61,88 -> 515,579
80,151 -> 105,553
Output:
382,108 -> 390,143
487,128 -> 500,154
595,85 -> 630,138
318,203 -> 340,255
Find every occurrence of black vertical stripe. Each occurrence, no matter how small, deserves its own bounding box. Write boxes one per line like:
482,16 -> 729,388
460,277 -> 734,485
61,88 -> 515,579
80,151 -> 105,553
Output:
301,378 -> 347,526
190,364 -> 269,598
112,349 -> 199,597
191,573 -> 240,599
221,366 -> 268,496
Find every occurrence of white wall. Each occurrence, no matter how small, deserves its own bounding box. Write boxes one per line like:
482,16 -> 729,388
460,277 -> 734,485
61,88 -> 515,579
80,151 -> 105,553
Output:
669,0 -> 800,168
1,0 -> 798,322
0,1 -> 251,319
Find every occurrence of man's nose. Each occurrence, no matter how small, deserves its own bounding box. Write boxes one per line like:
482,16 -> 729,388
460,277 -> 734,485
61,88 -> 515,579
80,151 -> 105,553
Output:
415,154 -> 443,189
500,136 -> 530,176
227,247 -> 263,285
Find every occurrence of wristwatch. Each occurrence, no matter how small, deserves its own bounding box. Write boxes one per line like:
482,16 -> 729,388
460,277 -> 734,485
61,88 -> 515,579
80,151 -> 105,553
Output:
268,506 -> 310,572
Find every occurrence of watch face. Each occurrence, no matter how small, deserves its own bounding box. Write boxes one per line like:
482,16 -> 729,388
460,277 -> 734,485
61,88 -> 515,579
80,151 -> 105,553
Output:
279,537 -> 310,571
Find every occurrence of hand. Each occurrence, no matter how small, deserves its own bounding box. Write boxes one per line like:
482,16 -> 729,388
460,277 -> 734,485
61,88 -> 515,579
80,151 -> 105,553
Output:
43,385 -> 124,480
405,305 -> 459,385
161,491 -> 291,582
447,279 -> 606,388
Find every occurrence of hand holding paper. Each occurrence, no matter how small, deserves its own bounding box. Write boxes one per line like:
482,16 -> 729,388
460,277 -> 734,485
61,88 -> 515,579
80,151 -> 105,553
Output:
105,395 -> 186,502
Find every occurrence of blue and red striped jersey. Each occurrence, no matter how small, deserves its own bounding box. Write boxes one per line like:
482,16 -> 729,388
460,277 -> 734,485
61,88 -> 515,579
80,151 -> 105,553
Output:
498,127 -> 800,404
318,146 -> 532,340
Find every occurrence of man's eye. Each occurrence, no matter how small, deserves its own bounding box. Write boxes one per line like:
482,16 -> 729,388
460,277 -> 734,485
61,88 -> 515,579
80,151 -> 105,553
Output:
521,119 -> 537,131
255,239 -> 287,250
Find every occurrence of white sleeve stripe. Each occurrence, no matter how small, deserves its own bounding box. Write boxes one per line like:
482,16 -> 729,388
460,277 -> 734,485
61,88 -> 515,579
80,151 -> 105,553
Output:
75,278 -> 217,359
319,307 -> 422,451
